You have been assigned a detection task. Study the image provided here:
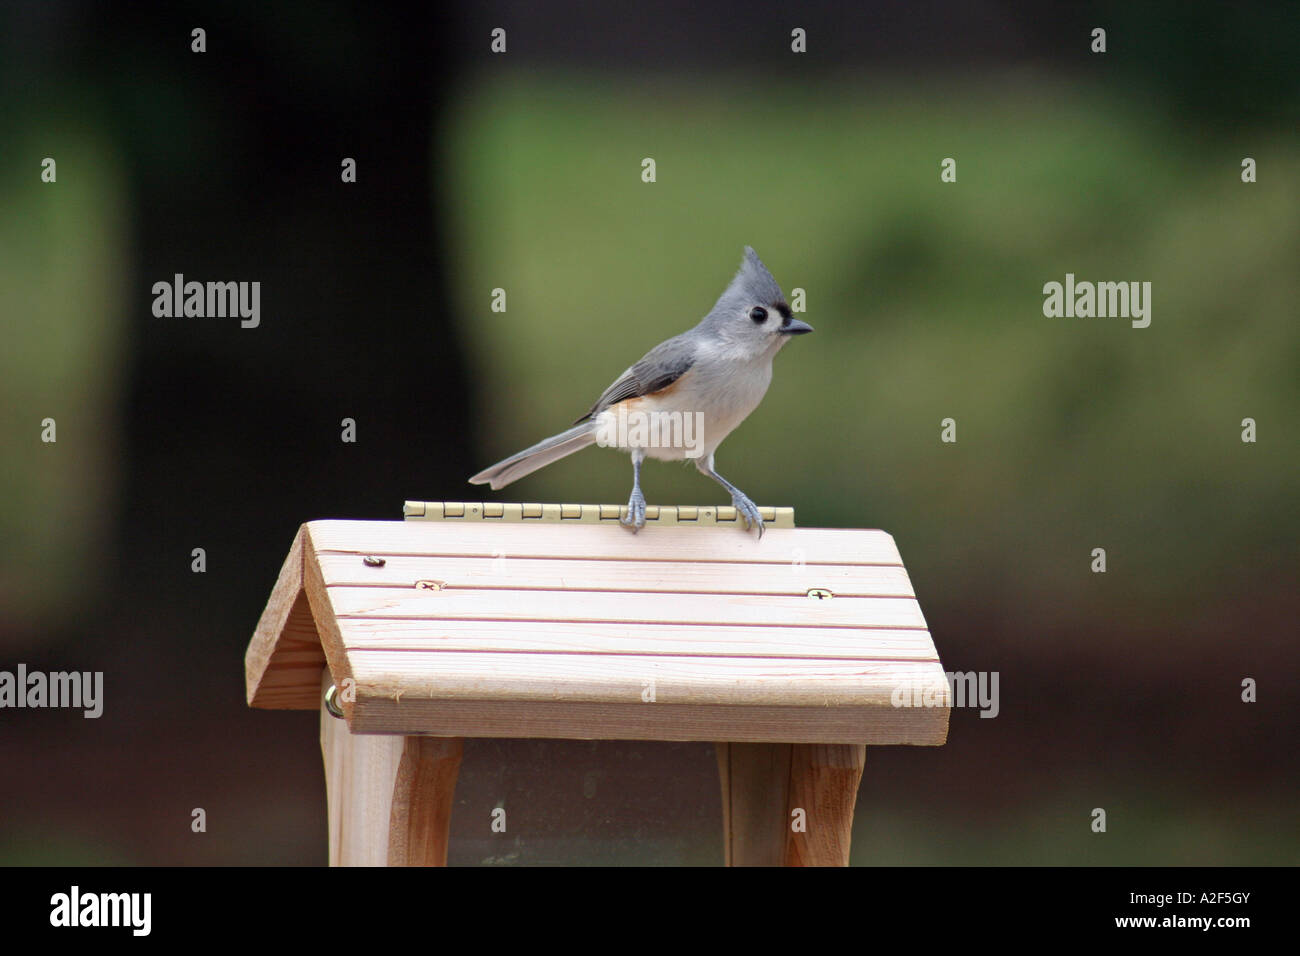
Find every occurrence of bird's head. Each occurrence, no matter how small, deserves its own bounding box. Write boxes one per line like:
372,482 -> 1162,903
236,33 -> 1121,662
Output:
701,246 -> 813,358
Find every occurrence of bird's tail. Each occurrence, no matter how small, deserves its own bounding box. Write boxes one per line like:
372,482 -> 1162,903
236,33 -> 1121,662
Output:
468,422 -> 598,490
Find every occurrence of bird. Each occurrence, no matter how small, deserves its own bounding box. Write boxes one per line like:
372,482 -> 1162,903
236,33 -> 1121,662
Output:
468,247 -> 812,537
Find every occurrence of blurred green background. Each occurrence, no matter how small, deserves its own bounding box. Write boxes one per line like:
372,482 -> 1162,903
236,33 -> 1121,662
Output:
442,72 -> 1299,864
448,72 -> 1297,619
1,2 -> 1296,865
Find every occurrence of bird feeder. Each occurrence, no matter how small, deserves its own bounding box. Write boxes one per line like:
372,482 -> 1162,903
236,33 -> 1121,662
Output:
244,502 -> 949,865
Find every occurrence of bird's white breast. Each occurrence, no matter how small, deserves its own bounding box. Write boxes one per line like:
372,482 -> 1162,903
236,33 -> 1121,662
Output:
594,345 -> 774,462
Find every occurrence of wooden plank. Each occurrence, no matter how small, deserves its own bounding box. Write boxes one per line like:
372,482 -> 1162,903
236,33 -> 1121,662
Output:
337,618 -> 937,661
305,520 -> 904,565
320,668 -> 405,865
317,553 -> 915,597
319,668 -> 463,866
717,742 -> 792,865
783,743 -> 867,865
347,651 -> 948,708
326,586 -> 927,630
248,592 -> 328,708
301,530 -> 356,718
347,696 -> 949,745
246,527 -> 326,708
715,742 -> 867,866
387,736 -> 463,866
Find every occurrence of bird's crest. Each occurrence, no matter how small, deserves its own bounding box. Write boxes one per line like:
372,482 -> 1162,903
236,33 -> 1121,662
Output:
709,246 -> 784,316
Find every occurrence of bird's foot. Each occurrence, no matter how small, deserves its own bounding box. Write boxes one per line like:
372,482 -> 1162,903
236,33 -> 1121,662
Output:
621,489 -> 647,533
731,492 -> 765,538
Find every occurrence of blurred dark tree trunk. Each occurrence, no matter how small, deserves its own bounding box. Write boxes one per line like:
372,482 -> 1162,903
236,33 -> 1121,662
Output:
79,1 -> 473,671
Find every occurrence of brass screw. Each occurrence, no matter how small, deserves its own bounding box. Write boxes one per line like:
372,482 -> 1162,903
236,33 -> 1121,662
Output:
806,588 -> 833,601
363,555 -> 386,567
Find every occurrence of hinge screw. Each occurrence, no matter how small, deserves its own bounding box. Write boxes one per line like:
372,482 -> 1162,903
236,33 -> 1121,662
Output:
806,588 -> 833,601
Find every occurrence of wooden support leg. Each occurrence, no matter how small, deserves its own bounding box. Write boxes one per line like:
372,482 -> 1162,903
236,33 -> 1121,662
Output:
716,742 -> 866,866
319,669 -> 463,865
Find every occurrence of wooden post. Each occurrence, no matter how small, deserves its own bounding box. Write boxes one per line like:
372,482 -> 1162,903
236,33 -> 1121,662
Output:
717,742 -> 866,866
319,669 -> 463,865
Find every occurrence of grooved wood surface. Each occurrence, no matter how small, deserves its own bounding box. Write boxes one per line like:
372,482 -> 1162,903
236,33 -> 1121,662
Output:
248,518 -> 950,744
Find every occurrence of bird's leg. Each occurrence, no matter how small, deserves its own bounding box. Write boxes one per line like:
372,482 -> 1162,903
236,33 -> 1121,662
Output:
695,454 -> 764,537
621,447 -> 647,532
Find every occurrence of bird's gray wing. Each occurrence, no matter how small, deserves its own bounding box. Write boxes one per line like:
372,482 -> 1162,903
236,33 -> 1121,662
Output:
574,333 -> 698,424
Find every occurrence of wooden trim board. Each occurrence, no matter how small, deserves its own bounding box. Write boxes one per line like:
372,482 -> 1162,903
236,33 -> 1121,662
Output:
246,517 -> 950,745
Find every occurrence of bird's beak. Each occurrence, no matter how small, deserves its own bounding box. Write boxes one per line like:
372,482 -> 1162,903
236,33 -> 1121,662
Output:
781,318 -> 814,335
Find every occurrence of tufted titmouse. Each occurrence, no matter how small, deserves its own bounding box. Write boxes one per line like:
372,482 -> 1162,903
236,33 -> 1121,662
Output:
468,247 -> 812,537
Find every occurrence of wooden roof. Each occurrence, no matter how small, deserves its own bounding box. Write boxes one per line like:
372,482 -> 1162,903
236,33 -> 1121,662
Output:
245,516 -> 950,744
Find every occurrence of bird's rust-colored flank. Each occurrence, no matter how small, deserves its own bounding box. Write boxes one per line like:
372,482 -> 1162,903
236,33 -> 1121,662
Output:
650,374 -> 686,396
616,375 -> 688,416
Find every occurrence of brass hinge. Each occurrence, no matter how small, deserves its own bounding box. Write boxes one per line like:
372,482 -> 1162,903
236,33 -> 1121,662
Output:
403,501 -> 795,528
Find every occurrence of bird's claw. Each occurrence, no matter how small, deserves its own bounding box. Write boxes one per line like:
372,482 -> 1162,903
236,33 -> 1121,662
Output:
732,493 -> 765,538
621,490 -> 647,533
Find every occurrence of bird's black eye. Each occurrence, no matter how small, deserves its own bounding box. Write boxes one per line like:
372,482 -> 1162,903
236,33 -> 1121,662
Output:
749,306 -> 768,323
